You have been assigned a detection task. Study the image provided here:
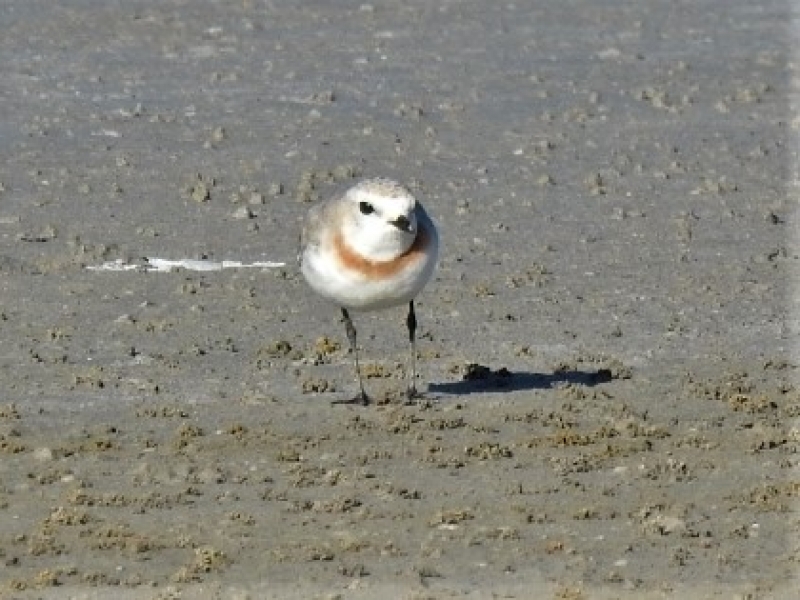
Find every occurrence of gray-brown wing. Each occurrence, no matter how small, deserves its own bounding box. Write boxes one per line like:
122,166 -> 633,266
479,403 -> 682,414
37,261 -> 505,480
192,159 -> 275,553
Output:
297,195 -> 340,267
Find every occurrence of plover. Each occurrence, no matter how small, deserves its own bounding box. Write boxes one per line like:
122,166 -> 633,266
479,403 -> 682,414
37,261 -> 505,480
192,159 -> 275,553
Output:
299,178 -> 439,405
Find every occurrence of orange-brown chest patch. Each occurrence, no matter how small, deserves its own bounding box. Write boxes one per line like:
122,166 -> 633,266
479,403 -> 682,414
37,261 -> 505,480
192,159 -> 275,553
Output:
332,227 -> 430,281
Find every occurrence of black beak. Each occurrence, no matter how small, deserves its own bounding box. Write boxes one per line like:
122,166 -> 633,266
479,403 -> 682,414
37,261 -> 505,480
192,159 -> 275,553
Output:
391,215 -> 412,232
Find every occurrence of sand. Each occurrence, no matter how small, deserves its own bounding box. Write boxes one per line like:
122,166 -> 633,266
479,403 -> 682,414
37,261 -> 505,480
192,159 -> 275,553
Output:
0,0 -> 797,598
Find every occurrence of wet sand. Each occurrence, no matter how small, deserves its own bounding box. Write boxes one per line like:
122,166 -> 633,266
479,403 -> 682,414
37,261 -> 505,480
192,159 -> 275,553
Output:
0,0 -> 797,598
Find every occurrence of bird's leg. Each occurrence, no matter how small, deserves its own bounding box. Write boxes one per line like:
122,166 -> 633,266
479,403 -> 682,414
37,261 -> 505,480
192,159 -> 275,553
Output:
405,300 -> 420,401
332,307 -> 370,406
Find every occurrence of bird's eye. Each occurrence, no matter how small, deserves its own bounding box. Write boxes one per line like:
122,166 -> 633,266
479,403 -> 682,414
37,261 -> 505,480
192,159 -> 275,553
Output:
359,201 -> 375,215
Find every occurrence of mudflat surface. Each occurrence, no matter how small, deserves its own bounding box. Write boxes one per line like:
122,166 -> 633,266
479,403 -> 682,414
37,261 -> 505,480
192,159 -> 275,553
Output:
0,1 -> 798,598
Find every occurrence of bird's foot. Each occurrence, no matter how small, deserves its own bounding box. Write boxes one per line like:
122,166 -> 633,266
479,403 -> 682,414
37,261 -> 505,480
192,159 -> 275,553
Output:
332,391 -> 370,406
403,385 -> 427,406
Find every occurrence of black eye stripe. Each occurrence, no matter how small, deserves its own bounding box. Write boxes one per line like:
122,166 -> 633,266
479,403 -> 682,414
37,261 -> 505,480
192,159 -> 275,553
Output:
359,201 -> 375,215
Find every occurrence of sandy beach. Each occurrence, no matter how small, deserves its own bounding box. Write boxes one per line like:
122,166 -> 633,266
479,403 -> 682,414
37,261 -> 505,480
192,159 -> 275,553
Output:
0,0 -> 797,597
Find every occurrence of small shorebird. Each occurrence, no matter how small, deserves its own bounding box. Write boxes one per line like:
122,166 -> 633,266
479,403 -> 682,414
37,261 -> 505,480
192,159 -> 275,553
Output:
298,178 -> 439,405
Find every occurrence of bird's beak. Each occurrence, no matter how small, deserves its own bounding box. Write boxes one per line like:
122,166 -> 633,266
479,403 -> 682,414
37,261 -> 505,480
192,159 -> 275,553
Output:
390,215 -> 413,233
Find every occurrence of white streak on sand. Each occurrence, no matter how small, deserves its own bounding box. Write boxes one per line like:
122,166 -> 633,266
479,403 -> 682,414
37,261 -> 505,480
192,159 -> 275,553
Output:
87,258 -> 286,273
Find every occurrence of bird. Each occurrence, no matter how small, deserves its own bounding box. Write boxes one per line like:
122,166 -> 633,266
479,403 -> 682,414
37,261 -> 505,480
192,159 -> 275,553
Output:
298,178 -> 439,405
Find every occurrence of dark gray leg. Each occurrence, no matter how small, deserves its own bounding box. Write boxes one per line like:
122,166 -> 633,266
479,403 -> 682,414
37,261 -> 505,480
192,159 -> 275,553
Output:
406,300 -> 419,400
332,307 -> 369,405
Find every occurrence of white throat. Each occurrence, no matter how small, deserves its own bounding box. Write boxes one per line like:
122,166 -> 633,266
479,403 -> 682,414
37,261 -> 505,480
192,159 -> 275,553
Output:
342,218 -> 415,262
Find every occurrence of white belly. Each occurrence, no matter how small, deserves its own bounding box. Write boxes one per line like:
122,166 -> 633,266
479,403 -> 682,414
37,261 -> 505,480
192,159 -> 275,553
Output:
301,245 -> 437,311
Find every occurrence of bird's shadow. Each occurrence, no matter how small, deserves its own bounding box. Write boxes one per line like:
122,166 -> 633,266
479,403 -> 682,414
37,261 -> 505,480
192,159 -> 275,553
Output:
428,364 -> 615,396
